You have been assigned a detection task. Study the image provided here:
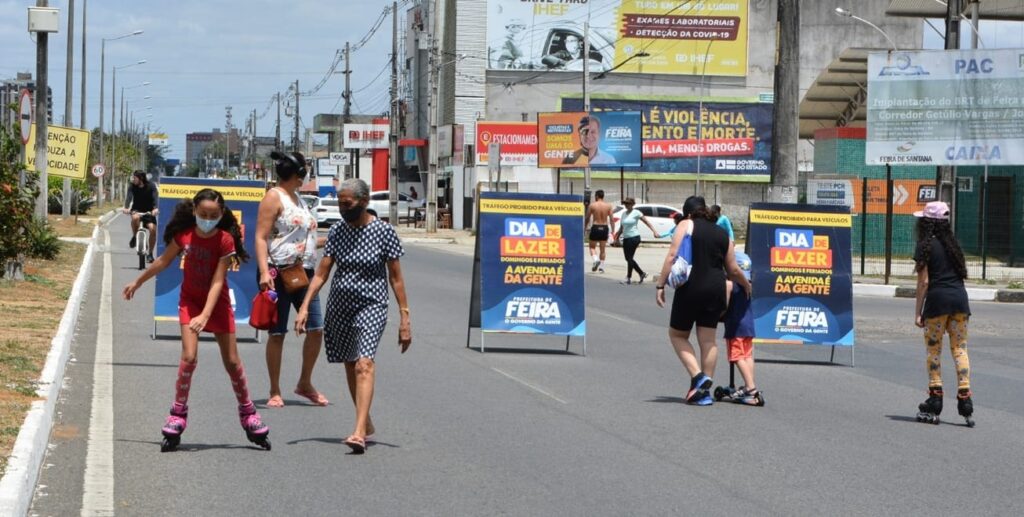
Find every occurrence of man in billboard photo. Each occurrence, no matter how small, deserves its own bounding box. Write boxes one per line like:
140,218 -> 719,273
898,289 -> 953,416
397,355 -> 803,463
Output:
563,115 -> 616,166
496,19 -> 527,69
543,33 -> 583,69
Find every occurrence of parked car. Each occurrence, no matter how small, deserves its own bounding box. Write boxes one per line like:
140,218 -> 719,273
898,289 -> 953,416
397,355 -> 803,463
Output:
368,191 -> 417,221
312,197 -> 341,227
609,203 -> 681,244
300,195 -> 319,210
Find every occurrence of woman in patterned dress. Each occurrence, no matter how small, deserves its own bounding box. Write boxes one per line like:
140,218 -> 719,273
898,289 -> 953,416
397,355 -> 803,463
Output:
255,151 -> 329,408
296,178 -> 412,453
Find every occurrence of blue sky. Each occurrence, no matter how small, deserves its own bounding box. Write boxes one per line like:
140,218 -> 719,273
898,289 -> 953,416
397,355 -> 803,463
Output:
1,0 -> 401,159
2,1 -> 1022,161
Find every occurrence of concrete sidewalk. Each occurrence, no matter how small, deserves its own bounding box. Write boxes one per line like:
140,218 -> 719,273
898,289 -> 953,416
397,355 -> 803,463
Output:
396,227 -> 1024,303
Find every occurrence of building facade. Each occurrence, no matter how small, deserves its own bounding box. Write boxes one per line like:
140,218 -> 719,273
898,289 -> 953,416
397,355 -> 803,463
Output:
1,72 -> 54,132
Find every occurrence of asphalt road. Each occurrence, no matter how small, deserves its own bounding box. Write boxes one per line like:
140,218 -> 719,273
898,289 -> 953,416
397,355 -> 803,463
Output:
30,217 -> 1024,516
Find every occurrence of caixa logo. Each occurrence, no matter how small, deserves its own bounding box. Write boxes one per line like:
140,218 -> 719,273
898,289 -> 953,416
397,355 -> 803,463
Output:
946,145 -> 1001,161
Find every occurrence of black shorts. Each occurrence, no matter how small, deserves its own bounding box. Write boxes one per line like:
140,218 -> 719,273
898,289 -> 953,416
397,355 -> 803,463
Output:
589,225 -> 609,242
138,213 -> 157,227
670,288 -> 724,332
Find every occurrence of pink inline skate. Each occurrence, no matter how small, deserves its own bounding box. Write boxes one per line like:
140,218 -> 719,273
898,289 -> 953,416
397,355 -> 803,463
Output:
239,401 -> 271,450
160,402 -> 188,452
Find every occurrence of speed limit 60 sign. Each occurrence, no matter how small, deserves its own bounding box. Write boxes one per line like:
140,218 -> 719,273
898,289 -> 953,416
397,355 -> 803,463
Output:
92,163 -> 106,178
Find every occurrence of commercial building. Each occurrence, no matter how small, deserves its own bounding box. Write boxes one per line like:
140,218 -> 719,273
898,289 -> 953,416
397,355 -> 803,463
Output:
1,72 -> 53,132
185,128 -> 240,169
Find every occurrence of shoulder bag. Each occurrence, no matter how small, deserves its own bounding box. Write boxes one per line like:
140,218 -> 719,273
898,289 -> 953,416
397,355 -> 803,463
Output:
665,228 -> 693,289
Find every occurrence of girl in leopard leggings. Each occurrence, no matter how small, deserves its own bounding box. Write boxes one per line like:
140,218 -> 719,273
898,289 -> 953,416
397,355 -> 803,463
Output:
912,201 -> 974,426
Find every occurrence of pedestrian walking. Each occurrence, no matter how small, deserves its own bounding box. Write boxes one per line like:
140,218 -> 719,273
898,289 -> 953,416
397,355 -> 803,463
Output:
122,188 -> 270,451
585,189 -> 613,273
613,197 -> 660,284
912,201 -> 975,426
255,151 -> 329,408
710,204 -> 735,242
296,178 -> 412,453
655,196 -> 750,405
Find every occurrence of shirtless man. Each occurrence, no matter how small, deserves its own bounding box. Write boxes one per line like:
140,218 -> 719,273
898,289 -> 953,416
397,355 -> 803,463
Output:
586,189 -> 613,272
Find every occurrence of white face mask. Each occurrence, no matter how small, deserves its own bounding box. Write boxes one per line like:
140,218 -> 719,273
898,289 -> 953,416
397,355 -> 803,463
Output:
195,216 -> 221,233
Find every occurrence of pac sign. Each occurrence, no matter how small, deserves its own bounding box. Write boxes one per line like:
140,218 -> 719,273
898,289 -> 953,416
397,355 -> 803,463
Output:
954,58 -> 994,74
328,152 -> 350,166
19,89 -> 32,145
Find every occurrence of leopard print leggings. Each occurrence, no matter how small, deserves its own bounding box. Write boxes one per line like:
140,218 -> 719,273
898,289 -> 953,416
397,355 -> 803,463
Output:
923,313 -> 970,390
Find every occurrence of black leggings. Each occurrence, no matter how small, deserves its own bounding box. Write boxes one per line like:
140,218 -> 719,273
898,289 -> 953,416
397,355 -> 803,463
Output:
622,236 -> 644,279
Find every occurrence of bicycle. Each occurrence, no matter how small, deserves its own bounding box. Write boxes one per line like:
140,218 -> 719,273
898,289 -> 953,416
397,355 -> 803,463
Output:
132,211 -> 156,270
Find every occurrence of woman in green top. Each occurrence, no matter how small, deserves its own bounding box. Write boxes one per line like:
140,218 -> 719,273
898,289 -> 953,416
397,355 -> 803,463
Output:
613,198 -> 660,285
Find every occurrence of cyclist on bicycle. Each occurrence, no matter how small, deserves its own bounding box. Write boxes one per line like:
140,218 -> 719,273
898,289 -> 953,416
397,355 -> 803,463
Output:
123,170 -> 159,262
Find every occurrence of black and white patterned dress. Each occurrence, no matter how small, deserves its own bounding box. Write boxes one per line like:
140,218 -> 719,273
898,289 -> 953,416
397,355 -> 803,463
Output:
323,218 -> 405,363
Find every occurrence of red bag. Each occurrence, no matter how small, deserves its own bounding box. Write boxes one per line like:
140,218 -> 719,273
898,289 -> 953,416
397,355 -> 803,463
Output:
249,290 -> 279,330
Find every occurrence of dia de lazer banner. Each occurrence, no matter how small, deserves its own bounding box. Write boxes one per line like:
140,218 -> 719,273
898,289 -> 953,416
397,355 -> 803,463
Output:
479,192 -> 585,335
747,203 -> 854,346
154,177 -> 265,329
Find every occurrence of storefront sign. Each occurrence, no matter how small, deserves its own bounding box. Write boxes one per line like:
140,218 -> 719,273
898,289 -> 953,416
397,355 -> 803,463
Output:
343,123 -> 390,149
476,121 -> 538,166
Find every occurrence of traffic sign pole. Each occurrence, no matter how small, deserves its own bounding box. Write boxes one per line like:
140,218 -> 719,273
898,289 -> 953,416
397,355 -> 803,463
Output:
18,90 -> 32,190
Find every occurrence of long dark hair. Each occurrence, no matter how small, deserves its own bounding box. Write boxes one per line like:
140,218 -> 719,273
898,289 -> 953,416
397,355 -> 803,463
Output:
915,217 -> 966,279
163,188 -> 250,262
682,195 -> 716,222
270,150 -> 307,182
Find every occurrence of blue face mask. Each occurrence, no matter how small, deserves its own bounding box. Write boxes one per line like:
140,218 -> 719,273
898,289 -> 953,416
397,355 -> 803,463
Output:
195,216 -> 221,234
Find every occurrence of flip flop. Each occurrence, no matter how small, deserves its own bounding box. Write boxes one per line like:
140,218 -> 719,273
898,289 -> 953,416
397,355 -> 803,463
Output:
343,435 -> 366,454
266,395 -> 285,408
293,388 -> 329,406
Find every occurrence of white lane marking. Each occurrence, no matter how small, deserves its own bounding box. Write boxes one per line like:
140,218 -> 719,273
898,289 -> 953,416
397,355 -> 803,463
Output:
81,229 -> 114,516
589,307 -> 641,325
491,368 -> 568,404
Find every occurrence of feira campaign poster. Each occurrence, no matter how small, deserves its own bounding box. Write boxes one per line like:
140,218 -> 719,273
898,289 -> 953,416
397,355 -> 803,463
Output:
561,95 -> 773,181
746,203 -> 854,346
154,177 -> 264,331
479,192 -> 585,336
537,111 -> 642,168
485,0 -> 748,77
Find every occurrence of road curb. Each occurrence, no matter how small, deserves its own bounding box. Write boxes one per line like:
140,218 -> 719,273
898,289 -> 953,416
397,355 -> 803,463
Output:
402,237 -> 457,245
853,284 -> 898,298
860,283 -> 1019,302
98,209 -> 118,226
0,225 -> 99,516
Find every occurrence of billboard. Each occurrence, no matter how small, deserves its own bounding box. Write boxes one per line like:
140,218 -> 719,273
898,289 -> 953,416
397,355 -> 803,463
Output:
486,0 -> 749,76
537,111 -> 642,168
148,133 -> 170,146
476,121 -> 539,166
747,203 -> 854,347
343,123 -> 389,149
867,49 -> 1024,166
479,192 -> 585,336
561,95 -> 773,181
154,178 -> 264,330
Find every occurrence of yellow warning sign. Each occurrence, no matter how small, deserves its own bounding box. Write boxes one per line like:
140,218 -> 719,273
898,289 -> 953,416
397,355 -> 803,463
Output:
25,124 -> 92,180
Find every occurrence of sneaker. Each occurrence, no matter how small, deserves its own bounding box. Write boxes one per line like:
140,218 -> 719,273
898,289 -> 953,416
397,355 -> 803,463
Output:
146,254 -> 155,263
129,236 -> 136,249
620,278 -> 632,285
592,260 -> 600,272
638,272 -> 648,284
598,264 -> 605,273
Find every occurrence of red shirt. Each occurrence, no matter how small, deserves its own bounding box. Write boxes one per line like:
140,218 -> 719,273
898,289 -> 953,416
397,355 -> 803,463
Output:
173,227 -> 236,309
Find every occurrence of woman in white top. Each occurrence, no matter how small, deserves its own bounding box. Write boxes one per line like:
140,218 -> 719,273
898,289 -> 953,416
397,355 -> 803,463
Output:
255,151 -> 328,408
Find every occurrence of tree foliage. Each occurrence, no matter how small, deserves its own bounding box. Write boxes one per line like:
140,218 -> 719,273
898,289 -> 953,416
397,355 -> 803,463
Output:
0,108 -> 46,277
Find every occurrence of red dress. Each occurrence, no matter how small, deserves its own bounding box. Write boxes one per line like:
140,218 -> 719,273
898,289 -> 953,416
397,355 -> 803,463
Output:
174,227 -> 237,333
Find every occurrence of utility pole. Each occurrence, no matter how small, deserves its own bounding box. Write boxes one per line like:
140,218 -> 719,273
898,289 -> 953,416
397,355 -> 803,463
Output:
34,0 -> 50,220
426,0 -> 441,233
62,0 -> 74,216
293,80 -> 300,152
79,0 -> 86,129
98,37 -> 104,206
582,20 -> 591,210
938,0 -> 961,207
343,42 -> 352,123
252,108 -> 257,176
769,0 -> 799,204
225,105 -> 233,172
275,91 -> 282,151
388,0 -> 399,225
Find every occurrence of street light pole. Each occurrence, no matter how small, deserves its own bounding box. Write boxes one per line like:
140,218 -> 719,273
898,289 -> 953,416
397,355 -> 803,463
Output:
62,0 -> 74,216
97,30 -> 143,206
582,21 -> 592,208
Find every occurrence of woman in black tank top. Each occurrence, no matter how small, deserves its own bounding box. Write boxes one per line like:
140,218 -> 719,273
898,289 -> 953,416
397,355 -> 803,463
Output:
655,196 -> 751,405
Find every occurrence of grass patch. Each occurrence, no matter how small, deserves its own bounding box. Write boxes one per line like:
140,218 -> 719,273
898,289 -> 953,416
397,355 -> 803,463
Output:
47,214 -> 97,239
0,241 -> 86,476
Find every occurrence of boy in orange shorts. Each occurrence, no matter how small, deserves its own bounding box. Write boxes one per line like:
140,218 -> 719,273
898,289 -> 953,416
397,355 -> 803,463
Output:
720,251 -> 764,406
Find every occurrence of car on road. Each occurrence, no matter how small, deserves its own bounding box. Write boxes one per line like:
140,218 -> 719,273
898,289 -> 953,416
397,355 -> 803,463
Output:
368,191 -> 418,221
609,203 -> 681,244
311,197 -> 341,227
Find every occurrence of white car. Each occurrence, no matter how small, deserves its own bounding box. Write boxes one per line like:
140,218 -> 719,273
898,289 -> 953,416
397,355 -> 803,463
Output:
609,203 -> 681,244
368,190 -> 417,221
312,197 -> 341,227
